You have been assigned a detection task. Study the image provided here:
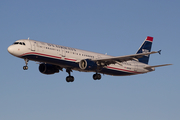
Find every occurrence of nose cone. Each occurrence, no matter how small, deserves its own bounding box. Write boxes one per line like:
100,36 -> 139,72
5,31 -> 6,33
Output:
7,46 -> 14,55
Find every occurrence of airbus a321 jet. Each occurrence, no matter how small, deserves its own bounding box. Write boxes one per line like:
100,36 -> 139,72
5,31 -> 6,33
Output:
7,36 -> 171,82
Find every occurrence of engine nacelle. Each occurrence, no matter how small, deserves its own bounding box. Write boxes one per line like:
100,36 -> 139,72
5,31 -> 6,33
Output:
39,63 -> 60,75
79,59 -> 97,70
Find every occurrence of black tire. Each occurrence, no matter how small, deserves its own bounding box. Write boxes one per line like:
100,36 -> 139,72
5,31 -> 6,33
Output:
93,74 -> 101,80
66,76 -> 74,82
23,66 -> 28,70
97,74 -> 101,80
70,76 -> 74,82
93,74 -> 97,80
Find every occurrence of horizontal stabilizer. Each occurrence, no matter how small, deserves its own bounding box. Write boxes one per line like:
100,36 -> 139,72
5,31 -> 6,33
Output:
144,64 -> 172,69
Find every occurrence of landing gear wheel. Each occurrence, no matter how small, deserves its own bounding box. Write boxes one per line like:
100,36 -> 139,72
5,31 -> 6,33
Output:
66,76 -> 74,82
23,66 -> 28,70
66,69 -> 74,82
93,74 -> 101,80
93,74 -> 97,80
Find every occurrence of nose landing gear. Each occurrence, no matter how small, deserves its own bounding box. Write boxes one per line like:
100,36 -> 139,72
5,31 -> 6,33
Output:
23,58 -> 29,70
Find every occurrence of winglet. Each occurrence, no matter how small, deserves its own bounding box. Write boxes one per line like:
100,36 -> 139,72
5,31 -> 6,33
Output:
158,50 -> 161,55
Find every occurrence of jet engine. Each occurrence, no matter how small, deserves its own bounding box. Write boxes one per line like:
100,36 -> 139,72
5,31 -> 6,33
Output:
79,59 -> 97,70
39,63 -> 60,75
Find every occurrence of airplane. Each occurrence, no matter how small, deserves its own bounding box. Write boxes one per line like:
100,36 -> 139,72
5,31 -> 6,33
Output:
7,36 -> 172,82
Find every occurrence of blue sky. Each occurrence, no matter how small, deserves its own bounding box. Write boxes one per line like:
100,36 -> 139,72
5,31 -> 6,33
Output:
1,0 -> 179,120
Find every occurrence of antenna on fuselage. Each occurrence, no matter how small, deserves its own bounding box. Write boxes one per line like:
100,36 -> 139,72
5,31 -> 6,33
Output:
28,37 -> 30,40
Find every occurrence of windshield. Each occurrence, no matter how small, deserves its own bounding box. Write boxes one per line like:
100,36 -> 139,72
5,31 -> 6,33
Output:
13,42 -> 26,45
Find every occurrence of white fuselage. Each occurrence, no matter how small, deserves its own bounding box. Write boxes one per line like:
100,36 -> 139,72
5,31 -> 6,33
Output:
8,39 -> 153,76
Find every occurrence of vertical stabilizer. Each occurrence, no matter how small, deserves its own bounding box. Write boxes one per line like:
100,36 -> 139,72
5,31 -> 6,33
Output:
136,36 -> 153,64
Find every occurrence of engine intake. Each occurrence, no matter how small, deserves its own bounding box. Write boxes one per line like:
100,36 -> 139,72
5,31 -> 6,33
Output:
79,59 -> 97,70
39,63 -> 60,75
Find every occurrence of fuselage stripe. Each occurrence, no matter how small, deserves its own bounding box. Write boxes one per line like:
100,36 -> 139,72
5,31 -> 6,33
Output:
64,58 -> 77,61
19,52 -> 77,62
19,52 -> 62,59
107,66 -> 142,74
19,52 -> 76,61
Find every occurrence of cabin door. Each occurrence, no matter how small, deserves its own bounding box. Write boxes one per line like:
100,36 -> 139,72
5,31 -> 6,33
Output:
29,41 -> 36,51
61,49 -> 66,57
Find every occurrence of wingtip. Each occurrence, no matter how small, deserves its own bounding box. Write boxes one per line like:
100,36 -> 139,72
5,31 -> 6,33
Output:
158,50 -> 161,55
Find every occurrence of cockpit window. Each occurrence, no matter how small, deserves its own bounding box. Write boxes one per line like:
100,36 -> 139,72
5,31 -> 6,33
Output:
13,42 -> 26,45
13,42 -> 19,44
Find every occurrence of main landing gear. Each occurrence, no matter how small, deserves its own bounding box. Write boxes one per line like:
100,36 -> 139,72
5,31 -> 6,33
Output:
93,73 -> 101,80
66,69 -> 74,82
23,58 -> 29,70
65,69 -> 101,82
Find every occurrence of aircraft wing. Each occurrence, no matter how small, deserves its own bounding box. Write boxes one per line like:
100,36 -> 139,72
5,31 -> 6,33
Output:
93,51 -> 159,65
144,64 -> 172,69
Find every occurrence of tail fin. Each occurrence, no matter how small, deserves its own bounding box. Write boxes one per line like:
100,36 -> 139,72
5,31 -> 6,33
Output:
136,36 -> 153,64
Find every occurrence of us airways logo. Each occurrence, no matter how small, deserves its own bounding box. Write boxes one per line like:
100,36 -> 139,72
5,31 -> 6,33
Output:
142,49 -> 149,57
